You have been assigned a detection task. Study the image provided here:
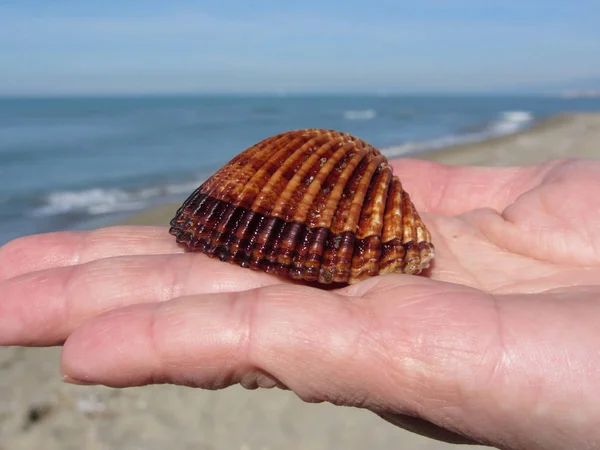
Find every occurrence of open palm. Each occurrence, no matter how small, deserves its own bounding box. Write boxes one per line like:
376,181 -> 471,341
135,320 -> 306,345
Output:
1,158 -> 599,450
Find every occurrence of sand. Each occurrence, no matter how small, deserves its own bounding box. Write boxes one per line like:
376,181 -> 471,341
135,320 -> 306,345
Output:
2,112 -> 600,449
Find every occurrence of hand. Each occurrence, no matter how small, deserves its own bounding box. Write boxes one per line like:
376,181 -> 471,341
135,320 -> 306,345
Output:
1,158 -> 599,450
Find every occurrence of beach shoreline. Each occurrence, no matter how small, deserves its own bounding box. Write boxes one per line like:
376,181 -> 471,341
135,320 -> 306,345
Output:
418,112 -> 600,165
118,111 -> 600,228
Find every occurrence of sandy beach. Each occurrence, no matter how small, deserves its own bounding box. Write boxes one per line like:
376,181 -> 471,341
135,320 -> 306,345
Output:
2,112 -> 600,449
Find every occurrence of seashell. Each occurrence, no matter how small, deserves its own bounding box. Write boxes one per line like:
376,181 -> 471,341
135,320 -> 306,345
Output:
169,129 -> 434,284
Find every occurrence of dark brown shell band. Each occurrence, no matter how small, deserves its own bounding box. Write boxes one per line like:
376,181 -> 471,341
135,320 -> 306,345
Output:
169,193 -> 433,284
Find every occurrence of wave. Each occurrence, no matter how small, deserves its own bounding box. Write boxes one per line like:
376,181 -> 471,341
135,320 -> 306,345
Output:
490,110 -> 533,133
30,179 -> 207,218
343,109 -> 377,121
382,110 -> 534,158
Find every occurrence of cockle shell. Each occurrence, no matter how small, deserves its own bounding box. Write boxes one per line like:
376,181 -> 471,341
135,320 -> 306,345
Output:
169,129 -> 434,284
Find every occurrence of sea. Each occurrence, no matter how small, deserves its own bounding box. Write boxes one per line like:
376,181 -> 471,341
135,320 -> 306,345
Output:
1,94 -> 600,245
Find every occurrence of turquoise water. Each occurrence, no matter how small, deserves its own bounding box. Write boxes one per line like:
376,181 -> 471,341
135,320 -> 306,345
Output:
1,94 -> 599,244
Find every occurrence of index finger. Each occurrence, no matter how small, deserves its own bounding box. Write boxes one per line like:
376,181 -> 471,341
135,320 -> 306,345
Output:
0,226 -> 181,281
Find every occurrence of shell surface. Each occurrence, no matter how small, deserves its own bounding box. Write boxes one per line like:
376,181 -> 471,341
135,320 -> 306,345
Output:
169,129 -> 434,284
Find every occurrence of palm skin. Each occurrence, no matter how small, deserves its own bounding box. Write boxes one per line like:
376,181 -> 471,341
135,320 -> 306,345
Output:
1,158 -> 599,450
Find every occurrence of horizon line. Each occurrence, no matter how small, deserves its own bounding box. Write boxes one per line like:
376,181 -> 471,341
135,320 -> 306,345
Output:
0,90 -> 576,99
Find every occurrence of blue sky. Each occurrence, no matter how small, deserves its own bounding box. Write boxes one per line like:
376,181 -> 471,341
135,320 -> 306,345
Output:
1,1 -> 599,94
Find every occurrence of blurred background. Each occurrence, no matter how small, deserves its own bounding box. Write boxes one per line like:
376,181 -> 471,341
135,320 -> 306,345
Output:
1,1 -> 600,449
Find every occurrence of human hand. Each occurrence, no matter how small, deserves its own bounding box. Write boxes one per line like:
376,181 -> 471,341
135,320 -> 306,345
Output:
1,158 -> 599,450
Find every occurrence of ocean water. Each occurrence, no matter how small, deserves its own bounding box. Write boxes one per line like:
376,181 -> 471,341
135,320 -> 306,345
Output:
1,94 -> 599,245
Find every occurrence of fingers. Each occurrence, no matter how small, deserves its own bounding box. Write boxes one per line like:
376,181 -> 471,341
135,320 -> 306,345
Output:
0,252 -> 281,346
59,277 -> 489,408
0,226 -> 182,282
59,278 -> 503,445
390,158 -> 561,216
59,281 -> 600,450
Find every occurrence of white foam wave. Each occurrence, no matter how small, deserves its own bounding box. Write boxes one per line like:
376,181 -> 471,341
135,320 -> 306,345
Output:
382,110 -> 534,158
343,109 -> 377,121
488,111 -> 533,135
32,188 -> 142,217
31,178 -> 209,218
382,134 -> 477,159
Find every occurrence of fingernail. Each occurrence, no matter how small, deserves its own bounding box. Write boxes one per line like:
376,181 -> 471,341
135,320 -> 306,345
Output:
62,375 -> 98,386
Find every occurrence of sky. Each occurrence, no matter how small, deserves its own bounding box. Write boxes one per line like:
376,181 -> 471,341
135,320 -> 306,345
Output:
1,1 -> 599,95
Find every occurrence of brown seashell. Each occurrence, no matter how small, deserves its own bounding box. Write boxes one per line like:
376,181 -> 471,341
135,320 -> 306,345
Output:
169,129 -> 434,284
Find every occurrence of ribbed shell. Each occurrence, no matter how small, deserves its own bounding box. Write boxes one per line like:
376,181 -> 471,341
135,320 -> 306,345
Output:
169,129 -> 434,284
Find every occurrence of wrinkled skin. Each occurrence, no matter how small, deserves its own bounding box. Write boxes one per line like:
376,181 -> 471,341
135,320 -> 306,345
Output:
1,158 -> 600,450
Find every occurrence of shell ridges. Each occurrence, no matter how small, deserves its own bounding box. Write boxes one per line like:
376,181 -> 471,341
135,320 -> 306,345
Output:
170,128 -> 434,284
